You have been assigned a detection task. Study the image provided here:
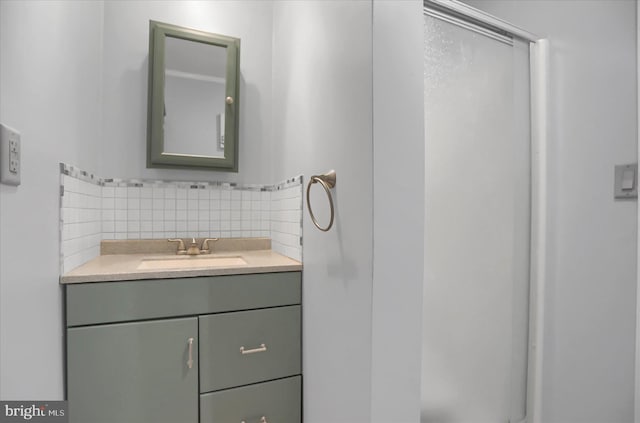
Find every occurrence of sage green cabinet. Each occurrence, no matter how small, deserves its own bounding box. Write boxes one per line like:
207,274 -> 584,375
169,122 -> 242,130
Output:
67,317 -> 199,423
199,305 -> 301,392
200,376 -> 302,423
65,272 -> 302,423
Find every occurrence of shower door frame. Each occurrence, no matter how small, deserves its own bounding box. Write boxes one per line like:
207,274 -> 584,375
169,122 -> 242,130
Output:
423,2 -> 549,423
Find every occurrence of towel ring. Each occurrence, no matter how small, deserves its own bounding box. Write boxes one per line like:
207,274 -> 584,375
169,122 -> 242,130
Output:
306,170 -> 336,232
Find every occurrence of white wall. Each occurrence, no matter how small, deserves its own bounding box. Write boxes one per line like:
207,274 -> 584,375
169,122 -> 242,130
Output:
463,1 -> 638,422
271,2 -> 374,421
0,0 -> 104,399
100,0 -> 274,184
371,1 -> 425,422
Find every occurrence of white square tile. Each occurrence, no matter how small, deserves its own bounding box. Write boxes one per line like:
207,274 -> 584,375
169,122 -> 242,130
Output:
127,209 -> 140,221
140,209 -> 152,220
127,198 -> 140,210
102,221 -> 115,232
102,209 -> 115,221
140,198 -> 152,209
164,187 -> 176,199
115,198 -> 127,210
127,187 -> 140,199
103,187 -> 115,198
115,186 -> 127,198
140,187 -> 153,199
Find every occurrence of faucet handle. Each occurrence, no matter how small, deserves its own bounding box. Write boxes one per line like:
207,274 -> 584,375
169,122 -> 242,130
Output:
200,238 -> 219,253
168,238 -> 186,253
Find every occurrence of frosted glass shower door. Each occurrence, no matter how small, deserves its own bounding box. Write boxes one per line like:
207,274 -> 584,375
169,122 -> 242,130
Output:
422,12 -> 531,423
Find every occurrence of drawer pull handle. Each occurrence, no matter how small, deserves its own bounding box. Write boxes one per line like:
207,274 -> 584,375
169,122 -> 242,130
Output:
241,416 -> 267,423
187,337 -> 194,369
240,343 -> 267,355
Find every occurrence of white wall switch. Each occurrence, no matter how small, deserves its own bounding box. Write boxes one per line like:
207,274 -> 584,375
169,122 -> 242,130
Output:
0,123 -> 21,186
614,163 -> 637,199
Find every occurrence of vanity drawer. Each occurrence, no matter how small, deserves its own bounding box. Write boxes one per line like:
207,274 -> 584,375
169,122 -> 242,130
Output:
66,272 -> 301,326
200,376 -> 301,423
199,305 -> 301,392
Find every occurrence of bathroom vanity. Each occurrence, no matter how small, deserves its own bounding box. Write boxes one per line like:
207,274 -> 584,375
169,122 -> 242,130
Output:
61,239 -> 302,423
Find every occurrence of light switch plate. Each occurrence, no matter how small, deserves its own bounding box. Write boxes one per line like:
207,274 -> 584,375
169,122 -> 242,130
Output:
614,163 -> 637,199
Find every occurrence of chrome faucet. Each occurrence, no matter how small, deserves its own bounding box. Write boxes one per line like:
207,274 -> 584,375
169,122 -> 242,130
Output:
168,238 -> 219,255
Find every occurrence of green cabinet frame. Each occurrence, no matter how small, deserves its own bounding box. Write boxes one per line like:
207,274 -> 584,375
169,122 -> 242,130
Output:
147,20 -> 240,171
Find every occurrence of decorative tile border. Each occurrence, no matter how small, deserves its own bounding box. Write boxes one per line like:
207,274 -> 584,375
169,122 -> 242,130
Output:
59,163 -> 303,274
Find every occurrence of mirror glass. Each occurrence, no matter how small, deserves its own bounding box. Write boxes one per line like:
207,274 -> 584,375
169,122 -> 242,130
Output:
147,21 -> 240,171
164,36 -> 227,157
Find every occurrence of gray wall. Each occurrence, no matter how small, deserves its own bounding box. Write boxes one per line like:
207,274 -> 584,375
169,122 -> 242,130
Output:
371,1 -> 425,422
100,0 -> 274,183
0,0 -> 275,399
0,0 -> 104,398
271,2 -> 374,421
462,1 -> 638,422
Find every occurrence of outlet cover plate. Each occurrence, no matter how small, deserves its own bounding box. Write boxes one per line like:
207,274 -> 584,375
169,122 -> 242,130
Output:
0,124 -> 21,186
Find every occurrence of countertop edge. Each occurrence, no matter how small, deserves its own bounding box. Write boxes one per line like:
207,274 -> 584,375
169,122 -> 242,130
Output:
60,263 -> 302,284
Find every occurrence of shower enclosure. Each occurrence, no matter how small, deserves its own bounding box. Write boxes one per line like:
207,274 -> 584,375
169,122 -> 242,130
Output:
421,2 -> 546,422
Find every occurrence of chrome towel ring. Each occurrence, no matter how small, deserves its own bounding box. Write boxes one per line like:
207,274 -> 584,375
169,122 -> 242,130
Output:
306,170 -> 336,232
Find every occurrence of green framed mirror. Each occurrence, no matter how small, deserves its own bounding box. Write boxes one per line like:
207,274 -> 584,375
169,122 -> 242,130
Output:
147,21 -> 240,171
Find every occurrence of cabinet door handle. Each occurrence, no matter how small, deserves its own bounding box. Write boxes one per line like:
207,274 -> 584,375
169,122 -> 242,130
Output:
239,343 -> 267,355
187,337 -> 194,369
241,416 -> 267,423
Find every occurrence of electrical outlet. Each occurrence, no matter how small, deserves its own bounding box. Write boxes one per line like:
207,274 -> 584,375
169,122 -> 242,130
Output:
0,123 -> 21,186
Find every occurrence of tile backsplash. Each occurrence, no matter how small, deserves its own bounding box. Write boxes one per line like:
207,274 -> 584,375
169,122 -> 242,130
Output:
59,163 -> 303,274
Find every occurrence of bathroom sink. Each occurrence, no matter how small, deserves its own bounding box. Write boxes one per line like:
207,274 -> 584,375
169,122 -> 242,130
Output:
136,256 -> 247,270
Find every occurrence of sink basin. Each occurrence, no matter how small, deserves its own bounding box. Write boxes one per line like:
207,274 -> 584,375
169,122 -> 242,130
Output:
137,256 -> 247,270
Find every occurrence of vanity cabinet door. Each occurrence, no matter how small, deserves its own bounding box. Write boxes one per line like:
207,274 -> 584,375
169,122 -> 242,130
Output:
67,317 -> 198,423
